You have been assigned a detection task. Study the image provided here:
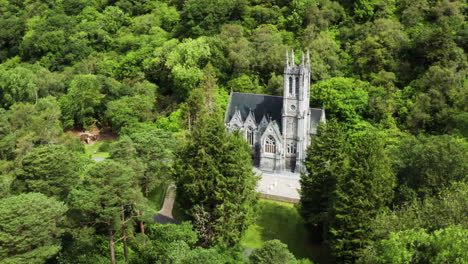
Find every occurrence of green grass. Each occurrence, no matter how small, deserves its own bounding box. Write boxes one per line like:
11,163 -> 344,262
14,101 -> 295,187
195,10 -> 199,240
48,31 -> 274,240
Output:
241,199 -> 331,263
84,141 -> 111,159
148,183 -> 167,212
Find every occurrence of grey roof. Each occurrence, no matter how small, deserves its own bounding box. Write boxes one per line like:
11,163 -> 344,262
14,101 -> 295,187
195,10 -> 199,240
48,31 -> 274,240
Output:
225,92 -> 283,124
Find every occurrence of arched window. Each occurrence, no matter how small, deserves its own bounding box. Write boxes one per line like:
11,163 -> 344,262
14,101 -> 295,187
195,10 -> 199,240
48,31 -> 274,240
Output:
264,136 -> 276,153
287,142 -> 297,154
289,76 -> 293,95
246,127 -> 254,146
295,77 -> 300,97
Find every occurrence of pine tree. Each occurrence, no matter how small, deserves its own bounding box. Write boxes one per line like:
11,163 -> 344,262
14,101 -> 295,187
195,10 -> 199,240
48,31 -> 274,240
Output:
69,160 -> 150,264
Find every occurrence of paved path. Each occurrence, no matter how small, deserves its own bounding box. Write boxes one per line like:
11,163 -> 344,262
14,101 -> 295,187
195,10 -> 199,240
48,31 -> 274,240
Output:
153,184 -> 179,225
254,168 -> 301,200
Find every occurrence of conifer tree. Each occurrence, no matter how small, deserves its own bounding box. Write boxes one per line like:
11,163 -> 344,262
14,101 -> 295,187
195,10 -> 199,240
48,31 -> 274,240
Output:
299,120 -> 347,240
174,111 -> 258,247
173,66 -> 258,247
328,132 -> 396,263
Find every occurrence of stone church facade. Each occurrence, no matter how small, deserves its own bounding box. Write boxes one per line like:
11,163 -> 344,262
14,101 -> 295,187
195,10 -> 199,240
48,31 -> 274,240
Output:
224,50 -> 326,173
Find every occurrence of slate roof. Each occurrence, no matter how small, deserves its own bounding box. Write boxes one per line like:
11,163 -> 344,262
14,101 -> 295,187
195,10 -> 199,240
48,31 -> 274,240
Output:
225,92 -> 283,125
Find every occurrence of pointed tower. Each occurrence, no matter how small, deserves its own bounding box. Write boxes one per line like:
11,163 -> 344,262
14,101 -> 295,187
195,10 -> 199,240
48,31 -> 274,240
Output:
282,50 -> 311,172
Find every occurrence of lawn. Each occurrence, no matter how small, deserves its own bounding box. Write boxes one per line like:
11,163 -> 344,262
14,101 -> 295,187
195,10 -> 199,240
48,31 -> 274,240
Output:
241,199 -> 331,264
84,141 -> 111,159
148,183 -> 168,212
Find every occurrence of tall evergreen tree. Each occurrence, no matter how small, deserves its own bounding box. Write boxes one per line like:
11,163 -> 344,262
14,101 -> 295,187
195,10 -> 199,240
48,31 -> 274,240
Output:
328,132 -> 396,263
173,111 -> 258,247
173,66 -> 258,247
300,120 -> 347,240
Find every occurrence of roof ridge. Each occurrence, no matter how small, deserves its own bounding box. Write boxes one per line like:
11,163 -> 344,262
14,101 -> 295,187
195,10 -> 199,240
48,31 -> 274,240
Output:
232,91 -> 283,98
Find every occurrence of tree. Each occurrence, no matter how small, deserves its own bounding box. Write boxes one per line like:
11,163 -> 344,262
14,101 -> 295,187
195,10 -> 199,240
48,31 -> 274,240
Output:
13,144 -> 86,199
60,74 -> 102,128
359,225 -> 468,264
369,182 -> 468,242
249,240 -> 298,264
300,120 -> 347,240
0,193 -> 67,264
173,111 -> 259,247
310,77 -> 369,124
328,131 -> 396,263
405,65 -> 466,134
105,95 -> 154,132
120,127 -> 177,198
69,160 -> 149,264
130,222 -> 236,264
0,66 -> 38,108
178,0 -> 246,37
250,24 -> 287,81
393,134 -> 468,203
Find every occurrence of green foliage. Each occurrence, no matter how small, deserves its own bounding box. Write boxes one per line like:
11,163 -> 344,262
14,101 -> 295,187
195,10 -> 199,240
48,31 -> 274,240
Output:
359,226 -> 468,264
60,74 -> 103,128
329,131 -> 396,263
310,77 -> 369,124
370,182 -> 468,240
0,193 -> 67,264
301,122 -> 396,263
106,95 -> 154,132
110,126 -> 176,198
130,222 -> 235,264
393,134 -> 468,203
249,239 -> 298,264
179,0 -> 247,37
0,66 -> 37,108
69,159 -> 150,263
300,120 -> 347,235
173,112 -> 259,247
13,145 -> 87,199
0,0 -> 466,262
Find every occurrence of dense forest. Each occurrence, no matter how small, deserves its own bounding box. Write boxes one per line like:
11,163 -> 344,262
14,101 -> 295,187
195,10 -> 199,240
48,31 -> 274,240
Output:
0,0 -> 467,263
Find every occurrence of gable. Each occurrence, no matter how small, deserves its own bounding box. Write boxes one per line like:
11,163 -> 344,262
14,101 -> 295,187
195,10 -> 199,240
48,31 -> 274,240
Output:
225,92 -> 283,128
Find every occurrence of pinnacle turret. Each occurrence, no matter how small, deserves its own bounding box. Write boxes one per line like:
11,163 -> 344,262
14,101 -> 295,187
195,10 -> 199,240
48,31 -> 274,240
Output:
291,49 -> 295,66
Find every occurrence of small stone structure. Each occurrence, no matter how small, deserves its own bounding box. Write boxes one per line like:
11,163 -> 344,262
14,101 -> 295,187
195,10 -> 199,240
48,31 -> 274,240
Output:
79,133 -> 98,144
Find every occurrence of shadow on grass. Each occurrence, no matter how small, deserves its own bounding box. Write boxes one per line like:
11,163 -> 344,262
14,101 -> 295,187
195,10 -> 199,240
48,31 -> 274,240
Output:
148,183 -> 168,211
242,199 -> 331,264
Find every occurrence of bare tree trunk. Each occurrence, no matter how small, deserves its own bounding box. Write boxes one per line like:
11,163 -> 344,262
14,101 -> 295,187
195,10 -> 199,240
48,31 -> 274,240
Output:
139,219 -> 145,234
122,206 -> 129,263
108,223 -> 116,264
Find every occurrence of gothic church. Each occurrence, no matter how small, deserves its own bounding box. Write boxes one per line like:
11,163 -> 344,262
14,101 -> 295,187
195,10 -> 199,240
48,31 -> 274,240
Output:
224,50 -> 326,173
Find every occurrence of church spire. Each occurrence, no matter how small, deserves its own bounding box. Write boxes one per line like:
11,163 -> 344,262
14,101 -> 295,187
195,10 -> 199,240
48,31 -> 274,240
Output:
285,50 -> 289,67
301,51 -> 305,66
291,49 -> 295,66
306,50 -> 310,67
